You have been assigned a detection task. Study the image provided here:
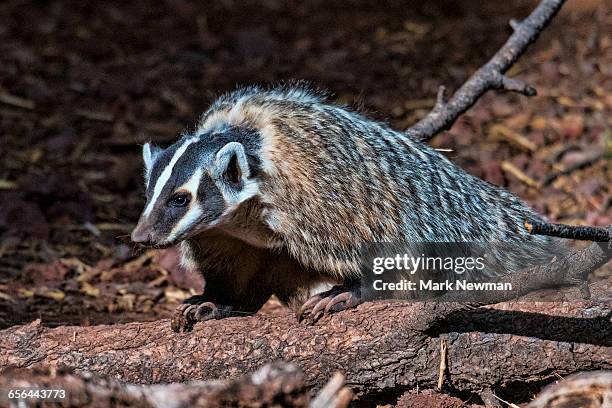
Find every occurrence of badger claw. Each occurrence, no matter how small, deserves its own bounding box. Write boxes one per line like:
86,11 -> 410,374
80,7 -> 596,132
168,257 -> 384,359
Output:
310,296 -> 332,320
298,285 -> 362,324
171,304 -> 193,333
193,302 -> 220,320
298,294 -> 324,322
325,291 -> 359,313
171,300 -> 221,333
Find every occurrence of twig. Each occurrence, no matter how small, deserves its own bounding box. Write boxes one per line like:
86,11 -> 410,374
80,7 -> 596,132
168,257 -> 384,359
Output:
542,150 -> 603,186
437,337 -> 447,390
75,109 -> 114,122
491,392 -> 521,408
525,221 -> 612,242
501,160 -> 538,187
490,124 -> 537,152
0,92 -> 35,110
405,0 -> 566,142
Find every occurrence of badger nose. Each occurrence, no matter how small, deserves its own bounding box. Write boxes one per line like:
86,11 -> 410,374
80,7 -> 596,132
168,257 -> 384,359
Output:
131,222 -> 152,244
131,228 -> 151,244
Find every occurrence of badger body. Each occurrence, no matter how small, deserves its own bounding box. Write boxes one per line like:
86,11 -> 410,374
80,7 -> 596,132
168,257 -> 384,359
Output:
131,86 -> 560,330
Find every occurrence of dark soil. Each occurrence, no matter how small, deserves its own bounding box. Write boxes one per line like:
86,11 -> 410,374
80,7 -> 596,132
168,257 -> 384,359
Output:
0,0 -> 609,360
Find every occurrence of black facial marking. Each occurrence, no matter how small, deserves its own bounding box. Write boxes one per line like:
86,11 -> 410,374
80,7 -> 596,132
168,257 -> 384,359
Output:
198,176 -> 225,223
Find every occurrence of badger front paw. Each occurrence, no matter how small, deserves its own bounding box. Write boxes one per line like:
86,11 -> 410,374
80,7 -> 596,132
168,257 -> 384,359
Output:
298,284 -> 363,324
171,297 -> 228,333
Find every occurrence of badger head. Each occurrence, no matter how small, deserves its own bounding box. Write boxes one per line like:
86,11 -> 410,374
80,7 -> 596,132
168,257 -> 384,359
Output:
131,128 -> 260,247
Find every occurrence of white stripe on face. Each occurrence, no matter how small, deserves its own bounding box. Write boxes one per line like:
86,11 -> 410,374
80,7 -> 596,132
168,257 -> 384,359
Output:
143,137 -> 197,217
166,206 -> 203,243
165,167 -> 204,243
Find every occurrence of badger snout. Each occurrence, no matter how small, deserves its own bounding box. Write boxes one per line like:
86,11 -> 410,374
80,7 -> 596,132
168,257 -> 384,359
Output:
131,217 -> 156,245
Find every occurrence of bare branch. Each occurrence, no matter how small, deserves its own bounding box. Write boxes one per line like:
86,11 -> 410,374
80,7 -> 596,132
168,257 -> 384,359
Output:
406,0 -> 566,142
525,221 -> 612,242
437,241 -> 612,303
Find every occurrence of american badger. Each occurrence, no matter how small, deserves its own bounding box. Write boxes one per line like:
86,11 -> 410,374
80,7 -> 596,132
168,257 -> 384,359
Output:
131,86 -> 560,332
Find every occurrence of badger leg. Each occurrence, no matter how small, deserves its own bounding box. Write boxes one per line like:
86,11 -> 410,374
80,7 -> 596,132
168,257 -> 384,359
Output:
172,236 -> 269,333
298,281 -> 363,323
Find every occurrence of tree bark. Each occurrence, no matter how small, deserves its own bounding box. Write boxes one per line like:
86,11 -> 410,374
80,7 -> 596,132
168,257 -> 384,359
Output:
1,278 -> 610,401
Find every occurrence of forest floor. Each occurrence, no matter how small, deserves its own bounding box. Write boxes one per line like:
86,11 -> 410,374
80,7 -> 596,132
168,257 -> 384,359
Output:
0,0 -> 610,335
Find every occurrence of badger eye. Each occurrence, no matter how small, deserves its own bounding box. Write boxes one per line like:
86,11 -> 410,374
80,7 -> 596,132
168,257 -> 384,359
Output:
169,192 -> 190,207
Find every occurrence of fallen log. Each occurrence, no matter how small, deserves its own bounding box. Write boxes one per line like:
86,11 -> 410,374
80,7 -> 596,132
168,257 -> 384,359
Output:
3,366 -> 607,408
0,362 -> 351,408
0,278 -> 610,403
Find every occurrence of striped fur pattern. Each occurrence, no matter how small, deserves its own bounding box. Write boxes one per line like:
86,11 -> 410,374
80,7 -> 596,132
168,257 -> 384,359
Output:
132,85 -> 562,313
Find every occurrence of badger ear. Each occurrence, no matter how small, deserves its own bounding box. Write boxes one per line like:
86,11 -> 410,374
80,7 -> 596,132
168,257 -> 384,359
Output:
143,142 -> 163,172
213,142 -> 250,185
212,142 -> 257,204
